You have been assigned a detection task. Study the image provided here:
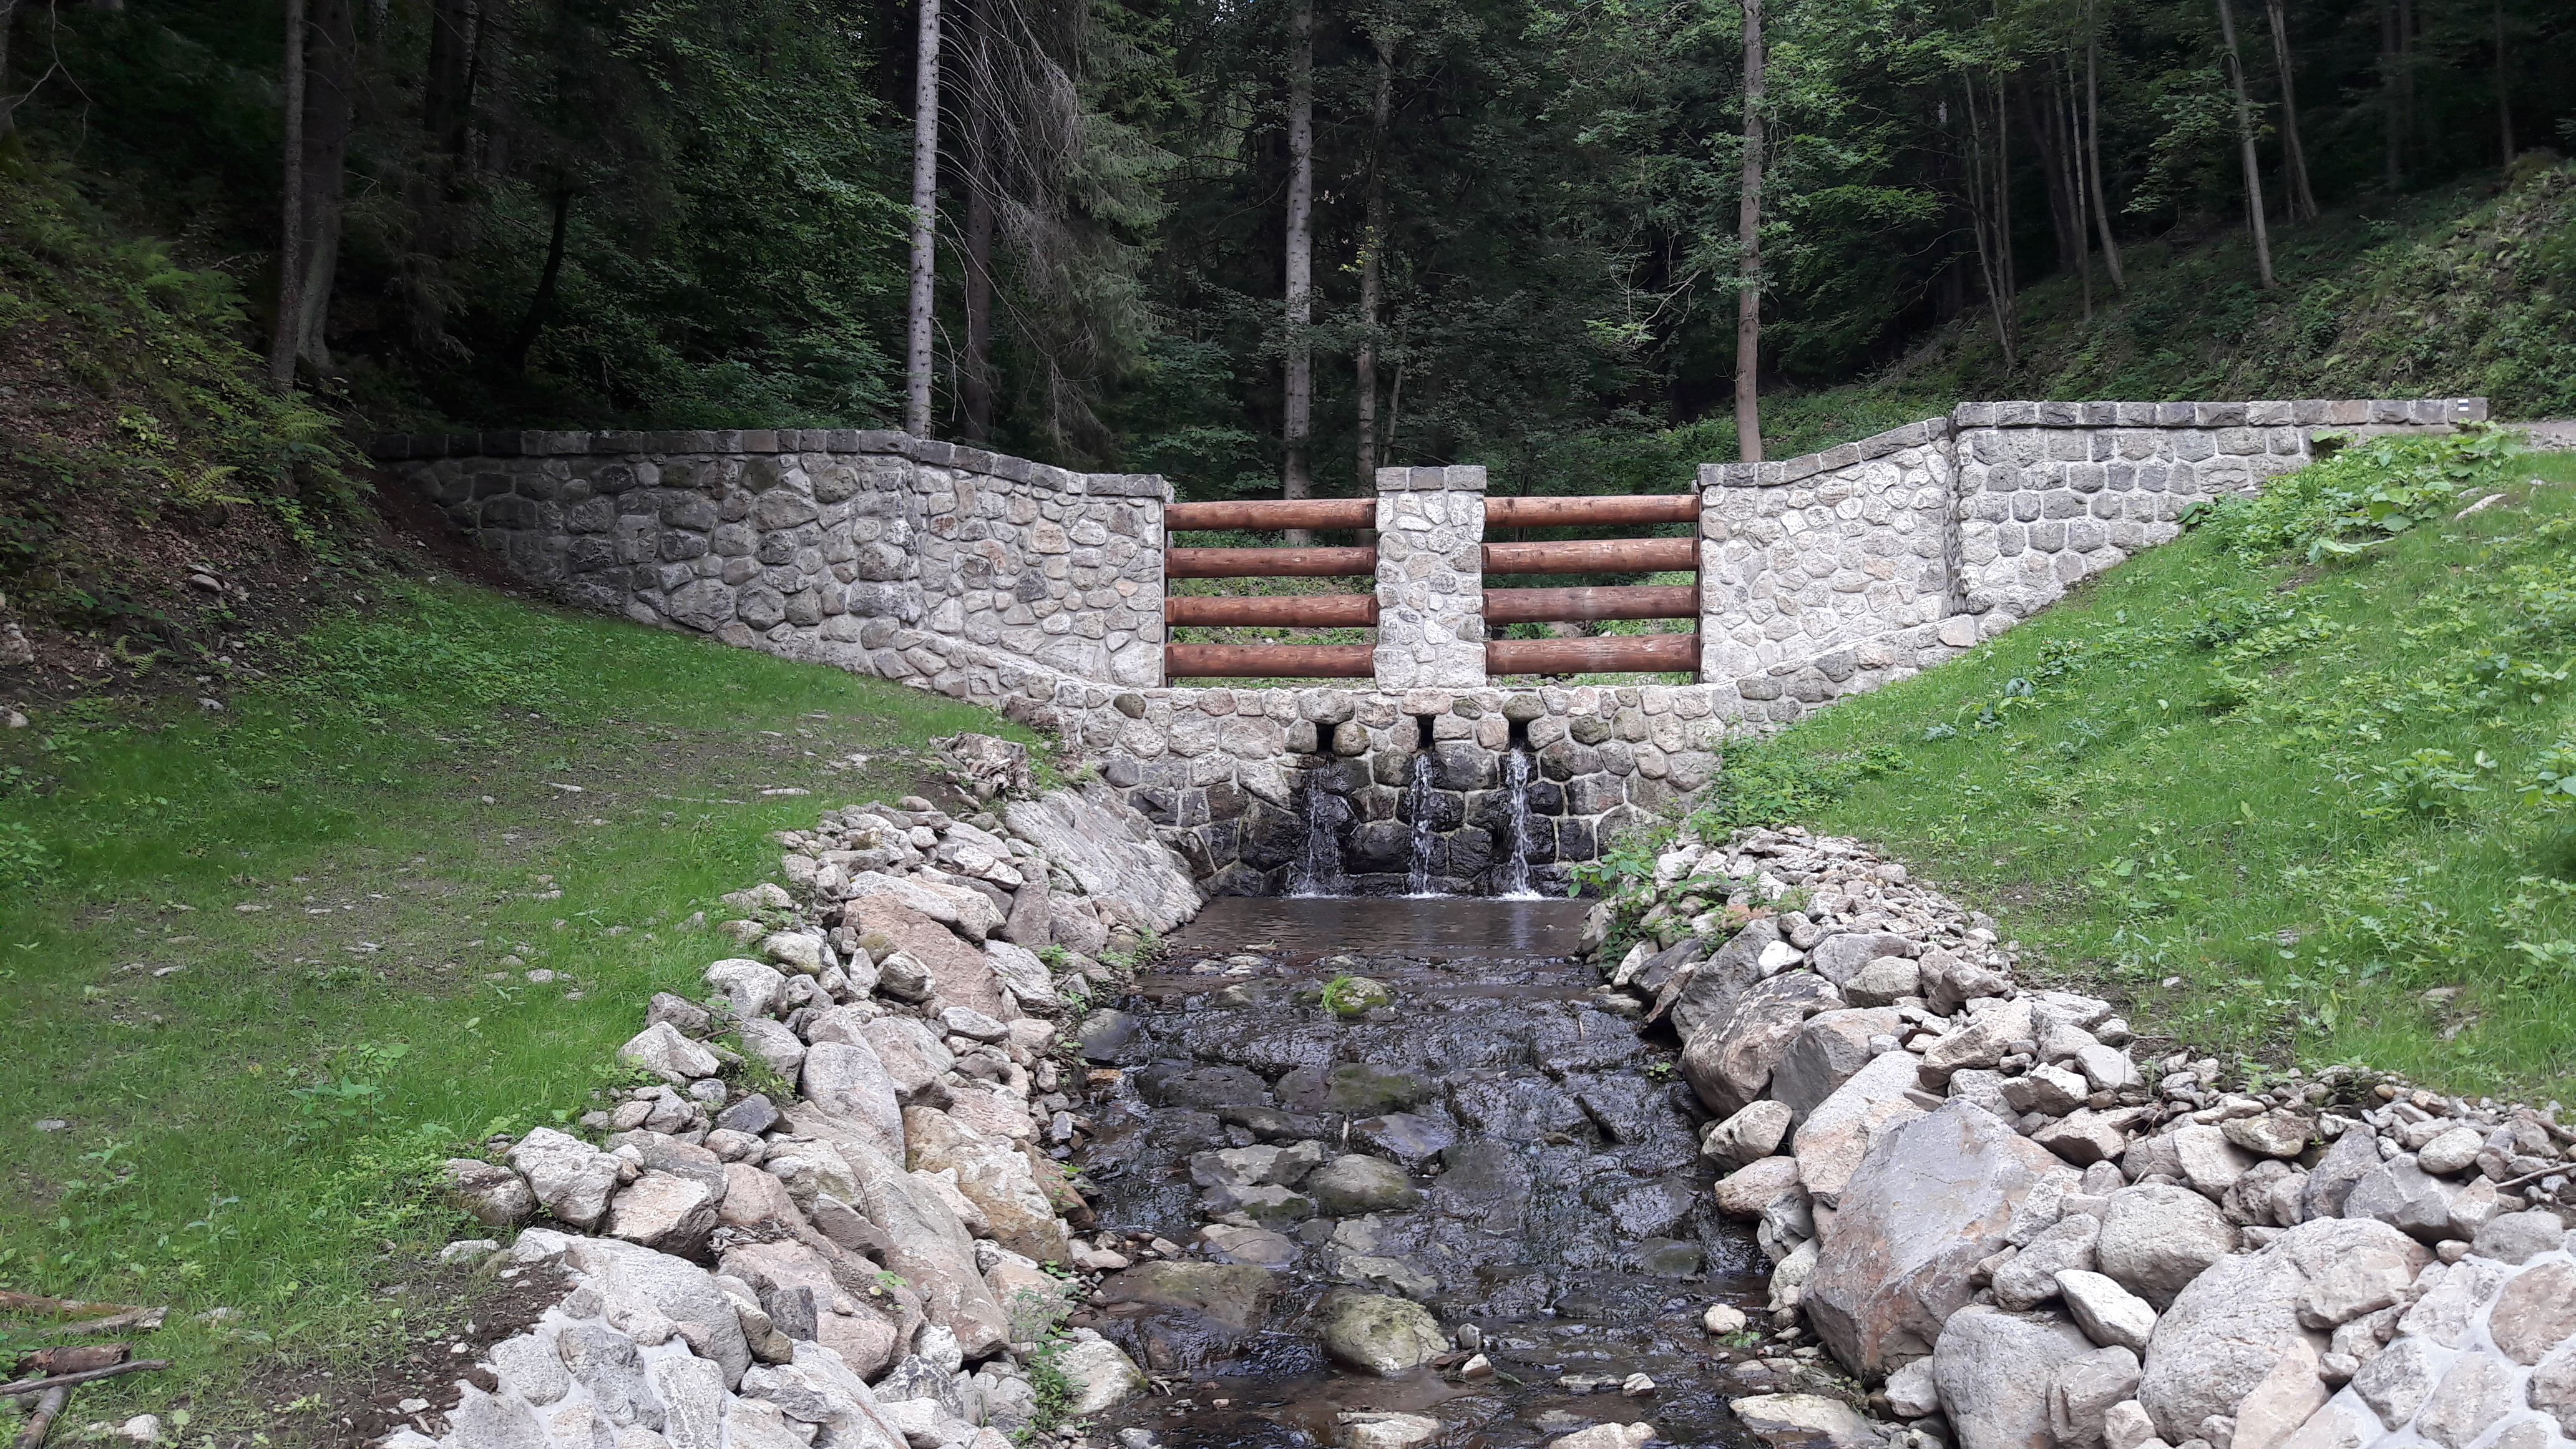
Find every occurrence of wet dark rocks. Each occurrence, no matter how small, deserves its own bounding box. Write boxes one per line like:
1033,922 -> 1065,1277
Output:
1351,1112 -> 1457,1169
1276,1062 -> 1437,1116
1138,1063 -> 1273,1110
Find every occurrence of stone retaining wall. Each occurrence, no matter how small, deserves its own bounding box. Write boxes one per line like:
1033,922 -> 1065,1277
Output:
373,430 -> 1171,710
1697,398 -> 2489,726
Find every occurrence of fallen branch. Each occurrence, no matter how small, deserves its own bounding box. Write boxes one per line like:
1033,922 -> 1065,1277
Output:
0,1357 -> 170,1398
12,1385 -> 70,1449
10,1345 -> 128,1379
0,1293 -> 167,1333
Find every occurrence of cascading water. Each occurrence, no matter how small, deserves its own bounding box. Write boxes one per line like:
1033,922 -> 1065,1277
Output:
1405,750 -> 1439,896
1286,783 -> 1349,898
1490,745 -> 1540,899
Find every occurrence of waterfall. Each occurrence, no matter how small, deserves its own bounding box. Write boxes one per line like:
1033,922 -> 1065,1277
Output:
1287,783 -> 1350,898
1491,746 -> 1540,899
1406,751 -> 1440,896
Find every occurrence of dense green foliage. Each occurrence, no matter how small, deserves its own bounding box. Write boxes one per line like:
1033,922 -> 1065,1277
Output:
4,0 -> 2570,495
1656,435 -> 2576,1100
0,579 -> 1029,1428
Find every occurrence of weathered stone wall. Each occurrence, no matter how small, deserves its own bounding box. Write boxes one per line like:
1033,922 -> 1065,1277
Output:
1052,683 -> 1729,897
1695,398 -> 2490,729
1373,465 -> 1489,690
371,430 -> 1171,713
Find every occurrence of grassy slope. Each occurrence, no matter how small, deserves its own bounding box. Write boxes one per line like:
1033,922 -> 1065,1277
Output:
0,582 -> 1032,1434
1707,440 -> 2576,1105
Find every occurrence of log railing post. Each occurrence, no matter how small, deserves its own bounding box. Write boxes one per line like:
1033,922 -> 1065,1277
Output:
1373,465 -> 1487,689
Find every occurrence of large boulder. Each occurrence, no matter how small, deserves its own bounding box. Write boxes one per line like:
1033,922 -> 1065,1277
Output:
1304,1154 -> 1423,1216
845,896 -> 1010,1018
1681,972 -> 1844,1117
902,1106 -> 1068,1265
1731,1394 -> 1883,1449
1928,1305 -> 2099,1449
1318,1291 -> 1448,1377
1664,920 -> 1778,1042
505,1127 -> 623,1231
1805,1100 -> 2079,1376
561,1236 -> 754,1386
1702,1101 -> 1795,1171
1770,1008 -> 1905,1123
1002,786 -> 1202,933
799,1040 -> 906,1156
831,1134 -> 1012,1357
1091,1261 -> 1281,1372
1790,1050 -> 1930,1208
2137,1217 -> 2428,1442
2095,1184 -> 2239,1309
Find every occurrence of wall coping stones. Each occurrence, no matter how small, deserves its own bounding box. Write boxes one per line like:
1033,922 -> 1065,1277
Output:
364,430 -> 1172,502
1696,399 -> 2486,492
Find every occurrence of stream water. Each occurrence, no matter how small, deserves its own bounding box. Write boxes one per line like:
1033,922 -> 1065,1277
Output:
1069,897 -> 1770,1449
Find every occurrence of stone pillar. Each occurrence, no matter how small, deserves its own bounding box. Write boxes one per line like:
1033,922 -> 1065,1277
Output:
1373,465 -> 1487,689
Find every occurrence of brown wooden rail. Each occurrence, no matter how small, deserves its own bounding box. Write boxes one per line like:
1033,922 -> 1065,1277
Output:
1164,643 -> 1376,678
1486,634 -> 1699,675
1166,498 -> 1377,531
1483,583 -> 1697,624
1486,495 -> 1698,527
1481,537 -> 1697,575
1164,593 -> 1378,627
1165,546 -> 1377,579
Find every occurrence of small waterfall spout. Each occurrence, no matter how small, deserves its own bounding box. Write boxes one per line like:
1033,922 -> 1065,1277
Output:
1406,751 -> 1440,896
1288,783 -> 1350,898
1492,746 -> 1540,899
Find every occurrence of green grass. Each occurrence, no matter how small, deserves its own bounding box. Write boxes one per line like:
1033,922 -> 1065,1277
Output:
1684,436 -> 2576,1104
0,578 -> 1030,1435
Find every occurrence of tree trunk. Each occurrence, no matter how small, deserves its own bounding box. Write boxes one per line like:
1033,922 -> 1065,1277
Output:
422,0 -> 479,163
2494,0 -> 2512,165
503,186 -> 572,373
1354,34 -> 1392,489
294,0 -> 356,374
2084,1 -> 2125,291
2015,76 -> 2081,290
2058,64 -> 2092,321
2379,0 -> 2400,189
1733,0 -> 1764,464
269,0 -> 308,392
0,0 -> 19,139
959,0 -> 994,442
2264,0 -> 2316,221
1961,77 -> 2017,373
2214,0 -> 2275,288
1281,0 -> 1315,537
2398,0 -> 2416,166
904,0 -> 944,437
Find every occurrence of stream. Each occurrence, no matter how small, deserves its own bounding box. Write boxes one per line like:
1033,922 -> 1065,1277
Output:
1065,896 -> 1773,1449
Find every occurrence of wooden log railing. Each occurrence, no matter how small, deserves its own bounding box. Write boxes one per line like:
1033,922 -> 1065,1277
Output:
1164,643 -> 1375,678
1164,594 -> 1378,627
1164,545 -> 1376,579
1166,498 -> 1376,531
1481,584 -> 1695,624
1481,537 -> 1697,575
1486,634 -> 1699,675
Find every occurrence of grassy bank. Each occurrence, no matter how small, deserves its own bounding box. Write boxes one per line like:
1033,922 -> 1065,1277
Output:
0,581 -> 1029,1437
1677,431 -> 2576,1105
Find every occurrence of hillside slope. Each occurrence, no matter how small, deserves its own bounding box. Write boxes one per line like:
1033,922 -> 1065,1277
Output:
1650,429 -> 2576,1103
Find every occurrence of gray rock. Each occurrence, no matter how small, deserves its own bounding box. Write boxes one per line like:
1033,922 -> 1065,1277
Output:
984,939 -> 1060,1011
1003,786 -> 1202,933
2223,1114 -> 2315,1161
1921,997 -> 2036,1074
1350,1113 -> 1455,1169
2301,1129 -> 2383,1222
732,1017 -> 806,1078
1772,1008 -> 1905,1123
2397,1261 -> 2509,1347
2227,1333 -> 2329,1449
1077,1008 -> 1148,1063
2414,1127 -> 2485,1178
2170,1125 -> 2258,1198
810,1130 -> 1011,1358
2342,1158 -> 2459,1244
2531,1345 -> 2576,1437
716,1094 -> 781,1136
556,1324 -> 665,1430
602,1171 -> 720,1257
1666,920 -> 1778,1042
1792,1048 -> 1931,1207
2488,1261 -> 2576,1364
561,1237 -> 754,1385
1702,1101 -> 1795,1171
1805,1099 -> 2078,1376
1930,1304 -> 2099,1449
2271,1393 -> 2385,1449
1886,1358 -> 1942,1417
846,1015 -> 952,1105
1730,1393 -> 1883,1449
2138,1217 -> 2424,1442
703,959 -> 788,1021
1304,1154 -> 1422,1216
2469,1210 -> 2569,1266
2414,1354 -> 2519,1448
646,992 -> 712,1037
1809,931 -> 1919,987
2097,1184 -> 2238,1310
506,1127 -> 624,1230
799,1041 -> 905,1155
2351,1339 -> 2441,1430
2058,1270 -> 2158,1353
447,1386 -> 550,1449
444,1158 -> 536,1227
1844,956 -> 1925,1008
489,1332 -> 572,1406
2051,1345 -> 2145,1449
1681,972 -> 1844,1117
1995,1214 -> 2102,1312
1319,1291 -> 1448,1376
939,1005 -> 1011,1042
1054,1333 -> 1145,1415
2295,1241 -> 2426,1330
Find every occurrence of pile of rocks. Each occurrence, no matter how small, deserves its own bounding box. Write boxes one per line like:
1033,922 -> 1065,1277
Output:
401,741 -> 1204,1449
1606,825 -> 2576,1449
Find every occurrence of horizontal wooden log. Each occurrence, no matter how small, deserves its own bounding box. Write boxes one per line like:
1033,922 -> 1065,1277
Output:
1165,593 -> 1378,627
1486,634 -> 1699,675
1164,546 -> 1376,579
1164,643 -> 1377,678
1166,498 -> 1376,532
1486,494 -> 1698,527
1481,583 -> 1698,624
1481,537 -> 1698,575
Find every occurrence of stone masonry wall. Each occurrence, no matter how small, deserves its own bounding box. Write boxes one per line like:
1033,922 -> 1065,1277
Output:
371,430 -> 1171,713
1373,465 -> 1489,690
1695,398 -> 2490,729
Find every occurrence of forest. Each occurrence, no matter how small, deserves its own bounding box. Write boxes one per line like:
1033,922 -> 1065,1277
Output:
0,0 -> 2568,505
